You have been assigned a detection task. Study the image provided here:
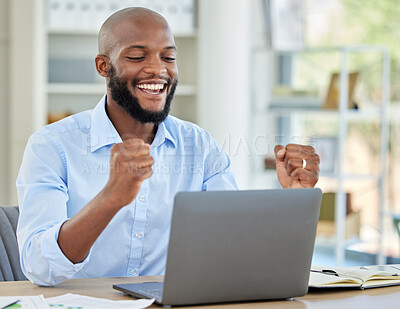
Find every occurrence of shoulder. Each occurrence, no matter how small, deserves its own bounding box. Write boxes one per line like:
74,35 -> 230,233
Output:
25,110 -> 93,157
164,115 -> 213,140
33,110 -> 92,141
163,116 -> 225,156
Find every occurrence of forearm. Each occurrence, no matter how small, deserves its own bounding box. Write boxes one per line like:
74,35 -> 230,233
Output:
57,187 -> 124,263
58,140 -> 153,263
18,187 -> 128,286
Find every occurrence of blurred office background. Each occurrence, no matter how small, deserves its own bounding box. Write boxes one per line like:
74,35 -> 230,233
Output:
1,0 -> 400,266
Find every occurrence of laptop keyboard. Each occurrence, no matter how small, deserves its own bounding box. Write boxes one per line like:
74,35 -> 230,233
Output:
138,288 -> 163,299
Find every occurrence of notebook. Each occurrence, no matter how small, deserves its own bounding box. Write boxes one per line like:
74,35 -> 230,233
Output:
309,265 -> 400,289
113,188 -> 322,306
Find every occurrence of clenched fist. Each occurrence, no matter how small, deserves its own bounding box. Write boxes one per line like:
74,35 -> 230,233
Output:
274,144 -> 320,189
103,138 -> 154,208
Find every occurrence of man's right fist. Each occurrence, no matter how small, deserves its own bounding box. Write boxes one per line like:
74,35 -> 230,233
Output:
104,138 -> 154,208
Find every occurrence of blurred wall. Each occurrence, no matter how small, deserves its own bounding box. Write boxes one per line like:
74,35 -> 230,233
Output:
198,0 -> 251,189
0,0 -> 9,205
9,0 -> 46,205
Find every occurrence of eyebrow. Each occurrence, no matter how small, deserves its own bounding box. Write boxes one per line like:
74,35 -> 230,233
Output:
126,45 -> 177,51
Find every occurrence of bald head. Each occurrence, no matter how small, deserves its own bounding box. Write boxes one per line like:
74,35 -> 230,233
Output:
98,7 -> 170,56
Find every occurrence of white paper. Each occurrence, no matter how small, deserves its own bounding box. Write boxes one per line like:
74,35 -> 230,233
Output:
46,293 -> 155,309
0,295 -> 49,309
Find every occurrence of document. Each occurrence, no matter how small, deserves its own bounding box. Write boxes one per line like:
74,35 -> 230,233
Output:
46,293 -> 154,309
309,265 -> 400,289
0,295 -> 49,309
0,294 -> 153,309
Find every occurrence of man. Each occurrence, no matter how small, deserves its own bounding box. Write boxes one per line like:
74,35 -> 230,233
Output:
17,8 -> 320,286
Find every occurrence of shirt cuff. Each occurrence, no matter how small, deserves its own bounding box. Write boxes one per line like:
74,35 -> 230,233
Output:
41,221 -> 92,277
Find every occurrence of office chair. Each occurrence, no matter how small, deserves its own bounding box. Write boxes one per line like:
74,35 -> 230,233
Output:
0,206 -> 27,281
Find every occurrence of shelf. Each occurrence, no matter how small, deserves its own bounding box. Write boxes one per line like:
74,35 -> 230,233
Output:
48,28 -> 198,39
252,42 -> 391,269
269,96 -> 322,109
315,235 -> 361,248
47,83 -> 105,95
266,105 -> 384,121
47,83 -> 197,96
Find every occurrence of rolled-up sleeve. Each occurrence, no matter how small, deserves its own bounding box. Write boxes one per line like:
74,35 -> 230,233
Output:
16,132 -> 91,286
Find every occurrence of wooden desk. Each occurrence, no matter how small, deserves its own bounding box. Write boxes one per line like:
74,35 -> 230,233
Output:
1,276 -> 400,308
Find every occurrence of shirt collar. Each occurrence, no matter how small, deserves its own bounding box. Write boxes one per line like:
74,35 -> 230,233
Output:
90,95 -> 177,152
152,119 -> 177,149
90,95 -> 122,152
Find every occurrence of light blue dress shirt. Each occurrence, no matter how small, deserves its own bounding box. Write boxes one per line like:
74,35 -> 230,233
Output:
16,96 -> 238,286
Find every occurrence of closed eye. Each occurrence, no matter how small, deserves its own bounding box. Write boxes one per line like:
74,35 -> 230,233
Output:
127,56 -> 145,61
162,57 -> 176,62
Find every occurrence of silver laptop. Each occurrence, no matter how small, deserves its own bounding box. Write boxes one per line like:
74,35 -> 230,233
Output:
113,188 -> 322,306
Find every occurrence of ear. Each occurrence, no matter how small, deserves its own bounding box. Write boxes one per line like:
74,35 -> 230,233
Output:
95,54 -> 110,77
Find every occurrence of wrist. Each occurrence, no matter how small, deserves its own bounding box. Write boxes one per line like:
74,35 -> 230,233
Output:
98,185 -> 130,211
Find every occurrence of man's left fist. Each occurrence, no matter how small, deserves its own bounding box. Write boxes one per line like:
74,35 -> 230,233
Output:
274,144 -> 320,189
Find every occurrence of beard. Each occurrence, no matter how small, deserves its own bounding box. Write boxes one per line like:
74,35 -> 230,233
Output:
108,63 -> 177,124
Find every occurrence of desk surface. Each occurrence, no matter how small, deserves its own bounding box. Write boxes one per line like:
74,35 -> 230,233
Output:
1,276 -> 400,308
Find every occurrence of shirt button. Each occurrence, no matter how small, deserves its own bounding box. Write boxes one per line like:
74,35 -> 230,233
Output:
135,233 -> 142,239
139,195 -> 145,202
130,269 -> 137,276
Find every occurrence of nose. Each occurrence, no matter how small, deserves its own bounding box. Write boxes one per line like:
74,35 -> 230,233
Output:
143,56 -> 167,75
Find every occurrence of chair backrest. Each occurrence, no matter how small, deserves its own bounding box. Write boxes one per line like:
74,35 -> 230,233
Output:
0,206 -> 27,281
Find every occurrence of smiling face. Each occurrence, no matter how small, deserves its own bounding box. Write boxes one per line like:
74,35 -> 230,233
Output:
99,9 -> 178,123
108,62 -> 178,123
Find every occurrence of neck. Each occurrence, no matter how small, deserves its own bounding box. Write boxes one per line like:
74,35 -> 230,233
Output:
105,97 -> 157,145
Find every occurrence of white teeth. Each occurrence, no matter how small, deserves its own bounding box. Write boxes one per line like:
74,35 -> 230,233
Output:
137,83 -> 164,91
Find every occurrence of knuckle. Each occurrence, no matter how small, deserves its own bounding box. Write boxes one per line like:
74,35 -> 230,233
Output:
110,143 -> 121,153
125,137 -> 142,145
304,145 -> 315,153
285,148 -> 299,157
286,144 -> 298,150
112,150 -> 122,162
144,144 -> 152,154
311,153 -> 320,163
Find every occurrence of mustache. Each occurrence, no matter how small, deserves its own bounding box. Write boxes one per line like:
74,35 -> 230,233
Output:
131,75 -> 173,86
